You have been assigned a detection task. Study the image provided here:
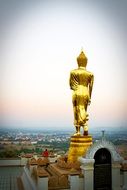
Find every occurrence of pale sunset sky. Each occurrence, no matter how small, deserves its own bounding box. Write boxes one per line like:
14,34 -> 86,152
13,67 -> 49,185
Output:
0,0 -> 127,130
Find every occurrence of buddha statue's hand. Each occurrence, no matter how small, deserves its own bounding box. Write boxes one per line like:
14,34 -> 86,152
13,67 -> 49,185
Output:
88,100 -> 91,105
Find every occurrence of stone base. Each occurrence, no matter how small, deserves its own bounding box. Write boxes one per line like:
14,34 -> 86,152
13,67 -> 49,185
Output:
68,135 -> 93,163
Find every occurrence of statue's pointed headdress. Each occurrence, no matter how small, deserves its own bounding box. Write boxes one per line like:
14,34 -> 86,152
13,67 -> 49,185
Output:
77,50 -> 87,67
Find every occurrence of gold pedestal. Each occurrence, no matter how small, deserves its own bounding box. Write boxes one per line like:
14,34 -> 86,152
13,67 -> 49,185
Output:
68,135 -> 92,163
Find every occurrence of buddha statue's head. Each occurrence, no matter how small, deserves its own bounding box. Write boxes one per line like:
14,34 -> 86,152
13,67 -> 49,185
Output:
77,51 -> 87,67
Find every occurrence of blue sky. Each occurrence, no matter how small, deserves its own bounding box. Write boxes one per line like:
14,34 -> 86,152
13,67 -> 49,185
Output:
0,0 -> 127,130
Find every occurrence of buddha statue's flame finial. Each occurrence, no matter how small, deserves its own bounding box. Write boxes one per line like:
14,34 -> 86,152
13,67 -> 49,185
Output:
81,47 -> 83,52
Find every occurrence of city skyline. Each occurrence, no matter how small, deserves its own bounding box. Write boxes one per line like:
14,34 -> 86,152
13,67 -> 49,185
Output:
0,0 -> 127,130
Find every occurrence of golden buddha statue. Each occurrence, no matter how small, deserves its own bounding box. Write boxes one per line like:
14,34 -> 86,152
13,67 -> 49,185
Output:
69,50 -> 94,136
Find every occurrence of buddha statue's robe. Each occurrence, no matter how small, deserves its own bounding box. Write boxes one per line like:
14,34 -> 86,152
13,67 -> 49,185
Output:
70,67 -> 94,127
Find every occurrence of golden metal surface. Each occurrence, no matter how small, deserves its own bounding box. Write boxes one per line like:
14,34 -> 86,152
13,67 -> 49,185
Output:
68,135 -> 92,162
69,50 -> 94,136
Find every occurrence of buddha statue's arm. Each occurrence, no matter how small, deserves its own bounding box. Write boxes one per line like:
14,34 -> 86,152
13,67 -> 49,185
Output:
89,74 -> 94,100
69,71 -> 78,91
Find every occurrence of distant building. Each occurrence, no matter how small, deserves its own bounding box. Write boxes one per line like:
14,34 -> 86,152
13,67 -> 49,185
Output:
31,141 -> 37,145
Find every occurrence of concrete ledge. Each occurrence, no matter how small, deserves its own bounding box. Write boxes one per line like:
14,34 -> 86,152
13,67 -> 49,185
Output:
0,159 -> 21,166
